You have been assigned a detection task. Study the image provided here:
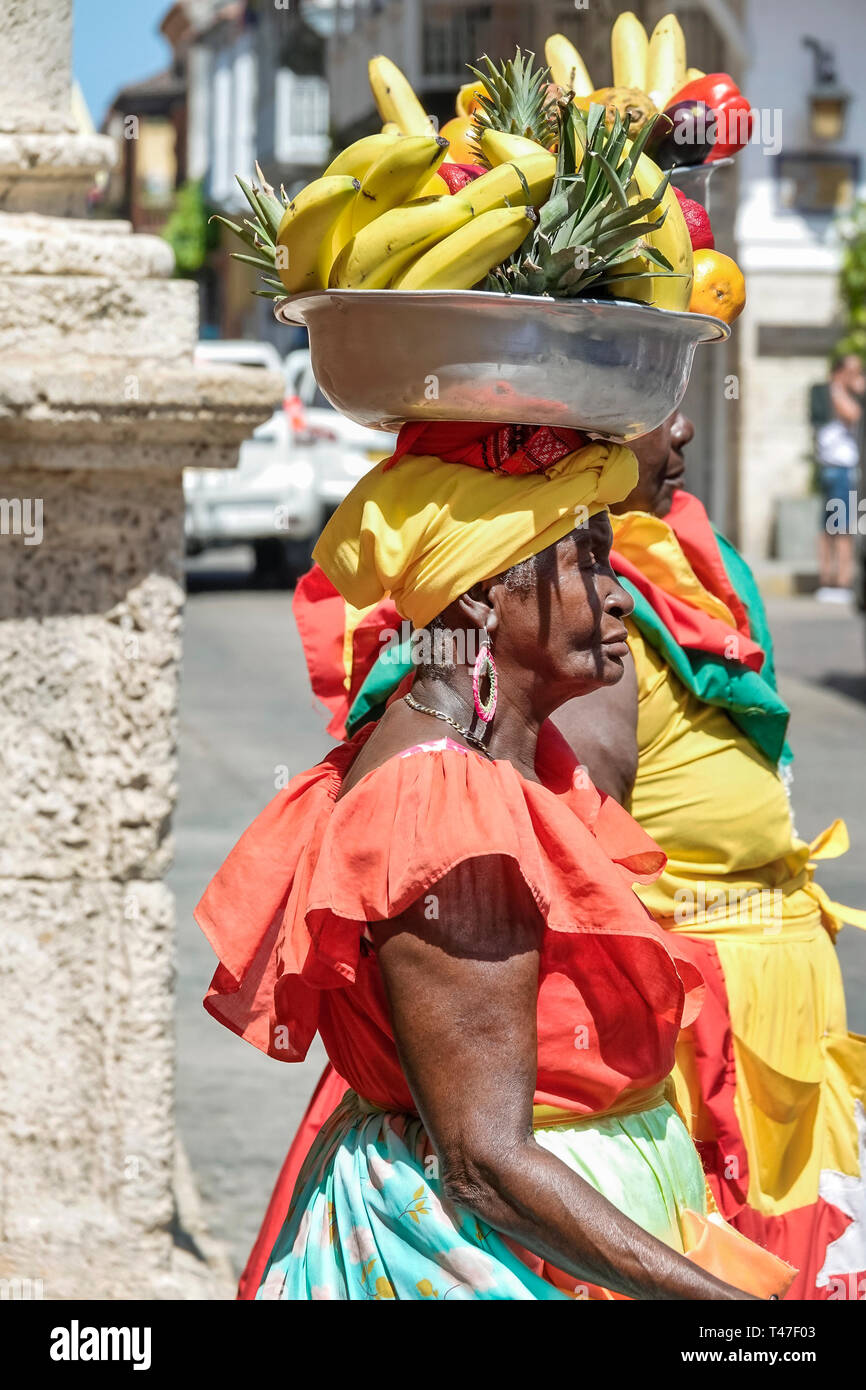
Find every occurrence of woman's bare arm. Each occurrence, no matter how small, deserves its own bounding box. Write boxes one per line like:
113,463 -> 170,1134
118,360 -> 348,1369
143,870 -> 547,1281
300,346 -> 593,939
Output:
831,379 -> 861,426
372,854 -> 754,1301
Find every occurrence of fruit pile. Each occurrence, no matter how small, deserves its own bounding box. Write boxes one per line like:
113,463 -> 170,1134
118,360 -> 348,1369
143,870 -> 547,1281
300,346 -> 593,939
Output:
542,13 -> 754,171
218,33 -> 745,325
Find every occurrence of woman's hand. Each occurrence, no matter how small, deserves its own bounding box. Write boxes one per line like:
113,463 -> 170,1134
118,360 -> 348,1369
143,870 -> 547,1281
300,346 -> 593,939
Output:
373,854 -> 755,1301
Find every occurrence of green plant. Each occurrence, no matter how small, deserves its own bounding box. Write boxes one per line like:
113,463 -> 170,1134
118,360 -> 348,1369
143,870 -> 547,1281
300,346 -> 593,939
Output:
835,199 -> 866,362
162,177 -> 220,277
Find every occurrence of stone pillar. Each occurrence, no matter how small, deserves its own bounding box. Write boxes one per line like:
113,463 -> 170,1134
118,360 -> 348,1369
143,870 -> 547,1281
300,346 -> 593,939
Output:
0,1 -> 281,1298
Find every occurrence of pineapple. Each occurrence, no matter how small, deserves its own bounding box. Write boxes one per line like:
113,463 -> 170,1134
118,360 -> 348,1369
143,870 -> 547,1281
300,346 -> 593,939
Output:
488,98 -> 677,300
469,49 -> 556,153
210,162 -> 286,299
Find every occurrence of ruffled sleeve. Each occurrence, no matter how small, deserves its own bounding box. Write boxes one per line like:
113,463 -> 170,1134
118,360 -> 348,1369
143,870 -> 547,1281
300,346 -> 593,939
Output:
196,733 -> 703,1069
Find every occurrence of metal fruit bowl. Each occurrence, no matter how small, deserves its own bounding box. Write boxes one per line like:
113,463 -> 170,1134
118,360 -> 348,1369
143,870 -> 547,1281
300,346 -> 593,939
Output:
274,289 -> 729,441
669,155 -> 735,213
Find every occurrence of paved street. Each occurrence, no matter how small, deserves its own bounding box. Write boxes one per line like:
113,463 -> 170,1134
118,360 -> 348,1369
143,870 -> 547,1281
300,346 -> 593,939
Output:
170,552 -> 866,1282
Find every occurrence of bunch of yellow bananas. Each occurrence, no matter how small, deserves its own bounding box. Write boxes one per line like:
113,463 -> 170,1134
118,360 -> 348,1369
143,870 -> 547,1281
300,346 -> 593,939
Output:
545,13 -> 705,116
274,98 -> 555,297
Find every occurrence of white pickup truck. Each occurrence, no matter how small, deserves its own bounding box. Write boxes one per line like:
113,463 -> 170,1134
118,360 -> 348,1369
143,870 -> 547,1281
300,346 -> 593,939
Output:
284,348 -> 394,517
184,340 -> 323,584
185,341 -> 395,585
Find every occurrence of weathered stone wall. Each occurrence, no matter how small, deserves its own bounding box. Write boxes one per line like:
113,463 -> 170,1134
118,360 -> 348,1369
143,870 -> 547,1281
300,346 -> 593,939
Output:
0,0 -> 281,1298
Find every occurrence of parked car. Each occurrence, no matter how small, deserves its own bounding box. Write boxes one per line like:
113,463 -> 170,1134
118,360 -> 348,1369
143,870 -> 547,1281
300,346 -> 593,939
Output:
284,349 -> 394,515
184,340 -> 324,583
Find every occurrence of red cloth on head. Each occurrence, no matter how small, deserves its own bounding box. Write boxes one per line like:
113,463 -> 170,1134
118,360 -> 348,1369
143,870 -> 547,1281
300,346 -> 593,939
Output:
383,420 -> 591,475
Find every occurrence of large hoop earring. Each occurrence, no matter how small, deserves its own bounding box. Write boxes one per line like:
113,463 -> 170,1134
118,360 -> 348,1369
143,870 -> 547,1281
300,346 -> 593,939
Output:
472,631 -> 498,724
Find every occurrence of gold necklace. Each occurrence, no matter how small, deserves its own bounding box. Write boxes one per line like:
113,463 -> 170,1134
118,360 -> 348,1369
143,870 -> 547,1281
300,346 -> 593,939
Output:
403,692 -> 493,759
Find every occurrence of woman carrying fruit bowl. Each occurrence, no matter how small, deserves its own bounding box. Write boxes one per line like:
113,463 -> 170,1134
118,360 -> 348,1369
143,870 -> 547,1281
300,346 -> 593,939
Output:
197,425 -> 794,1301
206,38 -> 771,1302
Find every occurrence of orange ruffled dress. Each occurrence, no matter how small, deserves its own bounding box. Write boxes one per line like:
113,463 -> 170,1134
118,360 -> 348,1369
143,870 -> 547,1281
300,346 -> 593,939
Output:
196,723 -> 792,1299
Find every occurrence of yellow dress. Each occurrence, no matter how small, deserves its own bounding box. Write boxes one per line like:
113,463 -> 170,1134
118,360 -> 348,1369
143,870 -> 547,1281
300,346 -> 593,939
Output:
627,618 -> 866,1298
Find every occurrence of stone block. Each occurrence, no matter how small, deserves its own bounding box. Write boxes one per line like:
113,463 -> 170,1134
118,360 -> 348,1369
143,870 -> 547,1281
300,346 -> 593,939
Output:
0,879 -> 175,1256
0,276 -> 198,363
0,468 -> 183,880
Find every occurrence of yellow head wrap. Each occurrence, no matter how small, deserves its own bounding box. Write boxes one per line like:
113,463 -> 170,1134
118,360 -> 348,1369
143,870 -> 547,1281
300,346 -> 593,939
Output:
313,441 -> 638,627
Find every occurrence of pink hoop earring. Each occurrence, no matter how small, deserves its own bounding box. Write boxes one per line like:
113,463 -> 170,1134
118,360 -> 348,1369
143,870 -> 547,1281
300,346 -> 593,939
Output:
472,632 -> 498,723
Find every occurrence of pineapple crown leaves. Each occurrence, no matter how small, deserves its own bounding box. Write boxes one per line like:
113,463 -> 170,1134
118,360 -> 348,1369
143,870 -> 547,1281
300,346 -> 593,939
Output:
208,164 -> 287,299
489,100 -> 682,300
467,48 -> 557,157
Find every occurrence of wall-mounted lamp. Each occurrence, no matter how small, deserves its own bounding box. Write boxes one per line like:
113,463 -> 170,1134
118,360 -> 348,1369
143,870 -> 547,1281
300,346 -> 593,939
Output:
802,37 -> 851,142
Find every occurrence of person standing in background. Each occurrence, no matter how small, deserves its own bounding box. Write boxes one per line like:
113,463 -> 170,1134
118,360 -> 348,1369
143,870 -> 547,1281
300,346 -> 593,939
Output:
816,352 -> 865,602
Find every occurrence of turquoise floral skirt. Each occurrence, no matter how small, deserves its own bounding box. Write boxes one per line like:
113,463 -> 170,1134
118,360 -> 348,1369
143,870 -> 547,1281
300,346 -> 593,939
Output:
256,1090 -> 707,1300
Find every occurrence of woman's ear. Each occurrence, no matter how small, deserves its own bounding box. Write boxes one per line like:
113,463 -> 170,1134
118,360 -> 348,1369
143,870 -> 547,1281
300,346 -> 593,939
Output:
456,587 -> 498,635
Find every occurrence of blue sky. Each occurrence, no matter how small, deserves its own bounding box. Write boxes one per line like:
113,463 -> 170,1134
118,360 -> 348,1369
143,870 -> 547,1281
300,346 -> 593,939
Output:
73,0 -> 172,129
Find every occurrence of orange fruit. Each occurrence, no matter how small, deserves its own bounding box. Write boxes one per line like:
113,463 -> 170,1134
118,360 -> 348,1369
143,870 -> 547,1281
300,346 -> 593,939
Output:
437,115 -> 478,164
689,249 -> 746,323
455,80 -> 487,119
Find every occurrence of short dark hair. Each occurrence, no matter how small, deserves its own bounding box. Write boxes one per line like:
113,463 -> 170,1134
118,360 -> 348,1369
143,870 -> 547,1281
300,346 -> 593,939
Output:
831,349 -> 863,374
416,554 -> 540,682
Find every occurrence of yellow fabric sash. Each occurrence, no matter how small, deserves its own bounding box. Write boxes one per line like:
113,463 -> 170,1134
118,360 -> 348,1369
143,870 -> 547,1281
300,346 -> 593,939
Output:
800,819 -> 866,938
352,1080 -> 673,1130
532,1080 -> 671,1129
655,821 -> 866,941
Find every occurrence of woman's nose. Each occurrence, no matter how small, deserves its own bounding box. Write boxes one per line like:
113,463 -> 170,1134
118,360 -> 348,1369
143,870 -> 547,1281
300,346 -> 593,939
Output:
606,581 -> 634,620
671,411 -> 695,447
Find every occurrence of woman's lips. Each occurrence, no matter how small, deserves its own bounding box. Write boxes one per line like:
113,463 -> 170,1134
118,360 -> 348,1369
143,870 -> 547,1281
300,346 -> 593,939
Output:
602,627 -> 630,659
665,451 -> 686,487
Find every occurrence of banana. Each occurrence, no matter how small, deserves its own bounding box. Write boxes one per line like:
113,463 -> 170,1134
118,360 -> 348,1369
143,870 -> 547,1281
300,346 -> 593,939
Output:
381,121 -> 401,135
275,175 -> 360,293
351,135 -> 448,234
368,54 -> 435,136
646,13 -> 687,111
611,12 -> 649,91
323,133 -> 407,264
329,196 -> 475,289
392,204 -> 537,291
324,131 -> 401,180
544,34 -> 594,98
476,127 -> 551,167
613,151 -> 693,311
455,153 -> 556,215
684,67 -> 705,84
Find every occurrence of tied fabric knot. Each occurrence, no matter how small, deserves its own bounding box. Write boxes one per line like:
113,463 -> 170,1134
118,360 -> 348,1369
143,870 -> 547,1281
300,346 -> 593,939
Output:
383,421 -> 591,476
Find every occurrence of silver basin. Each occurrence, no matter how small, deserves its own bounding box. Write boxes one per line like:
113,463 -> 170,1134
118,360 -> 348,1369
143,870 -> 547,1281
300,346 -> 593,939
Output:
274,289 -> 729,441
670,155 -> 735,214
